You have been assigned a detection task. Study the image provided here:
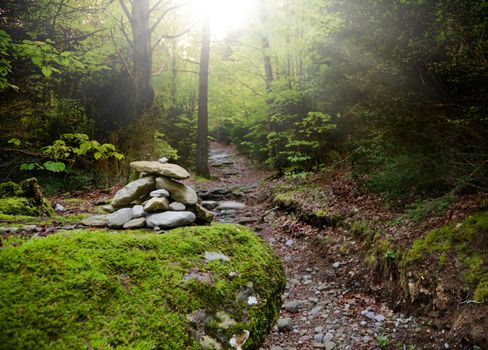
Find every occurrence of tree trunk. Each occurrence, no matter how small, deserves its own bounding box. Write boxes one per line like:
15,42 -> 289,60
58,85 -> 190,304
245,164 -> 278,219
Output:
131,0 -> 154,117
259,0 -> 274,92
196,15 -> 210,178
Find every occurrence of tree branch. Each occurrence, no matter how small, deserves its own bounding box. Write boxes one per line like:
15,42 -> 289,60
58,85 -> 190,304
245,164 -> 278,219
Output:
230,76 -> 264,96
55,28 -> 106,44
119,16 -> 133,47
149,2 -> 189,33
153,66 -> 198,76
149,0 -> 166,13
181,57 -> 199,65
151,23 -> 195,50
52,0 -> 67,34
118,0 -> 133,23
110,29 -> 133,82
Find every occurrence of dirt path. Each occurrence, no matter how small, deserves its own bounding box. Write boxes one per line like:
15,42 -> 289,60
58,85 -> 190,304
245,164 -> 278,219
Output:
192,143 -> 425,350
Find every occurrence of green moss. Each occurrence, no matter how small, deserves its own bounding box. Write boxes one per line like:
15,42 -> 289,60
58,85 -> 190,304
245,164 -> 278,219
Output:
474,279 -> 488,302
404,212 -> 487,264
402,211 -> 488,303
0,197 -> 40,216
351,220 -> 370,238
0,213 -> 39,222
0,181 -> 23,198
0,214 -> 88,226
0,179 -> 53,217
61,198 -> 89,206
0,224 -> 285,349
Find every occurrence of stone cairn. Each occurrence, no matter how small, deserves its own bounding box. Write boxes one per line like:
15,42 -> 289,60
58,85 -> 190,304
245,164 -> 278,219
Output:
81,158 -> 214,230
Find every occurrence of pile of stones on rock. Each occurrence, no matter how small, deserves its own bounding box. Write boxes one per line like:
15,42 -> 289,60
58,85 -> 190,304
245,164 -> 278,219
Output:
81,158 -> 213,230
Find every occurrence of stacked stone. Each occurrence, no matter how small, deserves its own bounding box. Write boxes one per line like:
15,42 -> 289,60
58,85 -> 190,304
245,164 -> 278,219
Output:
82,158 -> 213,230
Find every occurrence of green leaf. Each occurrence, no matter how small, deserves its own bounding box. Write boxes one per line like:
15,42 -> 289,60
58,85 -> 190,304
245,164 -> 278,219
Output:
31,56 -> 42,67
41,66 -> 52,77
8,138 -> 21,146
20,163 -> 36,171
43,161 -> 66,173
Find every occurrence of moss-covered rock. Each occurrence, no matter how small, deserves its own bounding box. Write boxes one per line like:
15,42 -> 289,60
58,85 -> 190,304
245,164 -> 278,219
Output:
0,224 -> 285,349
273,186 -> 342,227
0,178 -> 53,217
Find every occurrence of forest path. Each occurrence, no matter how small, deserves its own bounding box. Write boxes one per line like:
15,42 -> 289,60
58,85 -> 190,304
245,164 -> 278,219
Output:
188,143 -> 418,350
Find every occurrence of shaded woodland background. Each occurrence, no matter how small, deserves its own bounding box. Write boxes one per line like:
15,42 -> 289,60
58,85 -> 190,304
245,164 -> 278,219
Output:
1,0 -> 487,203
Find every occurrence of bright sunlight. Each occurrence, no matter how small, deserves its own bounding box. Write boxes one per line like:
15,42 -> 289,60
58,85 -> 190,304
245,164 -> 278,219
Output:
190,0 -> 258,38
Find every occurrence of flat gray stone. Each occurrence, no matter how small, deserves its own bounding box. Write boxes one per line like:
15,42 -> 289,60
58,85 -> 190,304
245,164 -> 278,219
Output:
130,161 -> 190,180
169,202 -> 186,211
204,251 -> 230,262
132,205 -> 145,218
284,300 -> 300,313
123,218 -> 146,229
150,189 -> 170,198
323,341 -> 336,350
201,201 -> 218,210
144,197 -> 170,212
101,204 -> 115,213
216,201 -> 246,211
155,177 -> 198,205
112,177 -> 155,207
146,211 -> 196,229
80,215 -> 108,227
277,318 -> 294,332
107,208 -> 134,228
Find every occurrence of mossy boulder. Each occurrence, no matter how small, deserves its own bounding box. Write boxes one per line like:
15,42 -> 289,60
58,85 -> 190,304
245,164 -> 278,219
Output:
0,224 -> 285,349
0,178 -> 53,217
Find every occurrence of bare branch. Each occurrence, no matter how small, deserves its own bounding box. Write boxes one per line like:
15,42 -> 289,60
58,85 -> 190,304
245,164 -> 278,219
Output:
151,23 -> 195,50
149,2 -> 190,33
52,0 -> 66,33
110,29 -> 134,82
181,57 -> 199,65
152,66 -> 198,76
119,16 -> 133,47
55,28 -> 106,44
230,76 -> 264,96
118,0 -> 133,23
149,0 -> 166,13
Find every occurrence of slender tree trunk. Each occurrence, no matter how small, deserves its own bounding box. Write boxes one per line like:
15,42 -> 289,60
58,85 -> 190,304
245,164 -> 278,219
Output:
196,15 -> 210,178
259,0 -> 273,92
131,0 -> 154,117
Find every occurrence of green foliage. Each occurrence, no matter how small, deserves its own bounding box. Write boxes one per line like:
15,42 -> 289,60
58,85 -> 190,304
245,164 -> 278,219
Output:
0,30 -> 17,91
0,224 -> 285,349
17,134 -> 124,175
154,131 -> 179,160
404,196 -> 456,223
376,335 -> 389,348
351,221 -> 370,238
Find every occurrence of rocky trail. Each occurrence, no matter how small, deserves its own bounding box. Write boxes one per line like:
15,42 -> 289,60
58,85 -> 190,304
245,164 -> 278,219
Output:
189,143 -> 427,350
